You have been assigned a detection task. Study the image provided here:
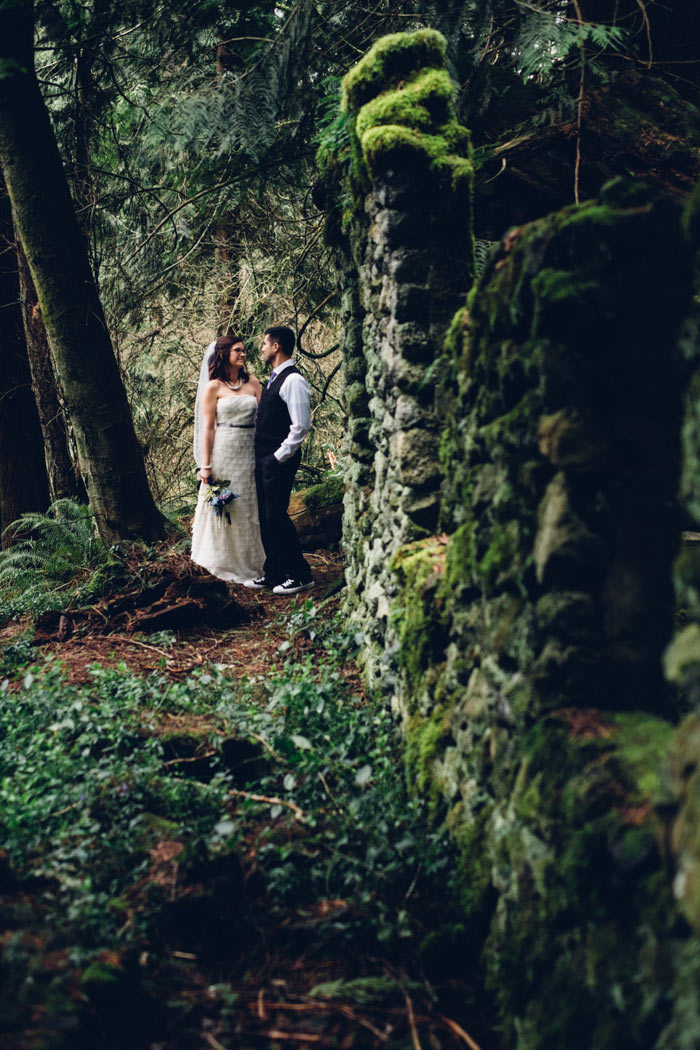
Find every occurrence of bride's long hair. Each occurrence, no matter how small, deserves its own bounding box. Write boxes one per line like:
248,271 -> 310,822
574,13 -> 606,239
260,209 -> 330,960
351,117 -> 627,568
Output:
209,334 -> 249,384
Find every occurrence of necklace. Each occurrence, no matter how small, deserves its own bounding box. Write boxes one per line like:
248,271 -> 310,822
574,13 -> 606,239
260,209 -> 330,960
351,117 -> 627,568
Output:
224,377 -> 244,391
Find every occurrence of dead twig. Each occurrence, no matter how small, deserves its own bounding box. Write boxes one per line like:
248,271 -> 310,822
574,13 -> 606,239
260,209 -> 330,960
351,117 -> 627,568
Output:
439,1013 -> 484,1050
571,0 -> 586,203
404,989 -> 423,1050
317,769 -> 343,812
229,787 -> 307,823
203,1034 -> 229,1050
266,1000 -> 388,1041
263,1033 -> 325,1043
108,633 -> 173,659
162,750 -> 216,768
49,800 -> 82,819
634,0 -> 653,69
248,730 -> 287,765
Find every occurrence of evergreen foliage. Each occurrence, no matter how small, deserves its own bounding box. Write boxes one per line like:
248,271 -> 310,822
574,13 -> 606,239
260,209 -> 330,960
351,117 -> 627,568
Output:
7,0 -> 686,506
0,500 -> 105,617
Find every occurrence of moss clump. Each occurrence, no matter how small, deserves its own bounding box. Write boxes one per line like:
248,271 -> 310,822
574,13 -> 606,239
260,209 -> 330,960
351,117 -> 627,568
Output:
611,712 -> 674,801
301,475 -> 345,509
355,68 -> 454,140
391,537 -> 447,691
447,803 -> 494,921
404,704 -> 451,819
339,29 -> 473,193
444,522 -> 476,592
361,125 -> 472,190
475,520 -> 521,593
342,29 -> 446,112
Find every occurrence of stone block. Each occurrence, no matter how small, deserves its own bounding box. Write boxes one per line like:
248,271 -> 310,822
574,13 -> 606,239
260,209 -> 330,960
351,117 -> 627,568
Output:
389,247 -> 429,284
346,380 -> 370,415
533,472 -> 606,587
395,427 -> 441,489
537,409 -> 607,469
373,207 -> 427,250
394,394 -> 424,430
392,284 -> 431,325
390,320 -> 432,362
404,490 -> 440,531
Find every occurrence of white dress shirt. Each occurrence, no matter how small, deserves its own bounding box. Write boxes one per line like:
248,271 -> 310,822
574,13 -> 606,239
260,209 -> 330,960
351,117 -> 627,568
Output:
271,357 -> 312,462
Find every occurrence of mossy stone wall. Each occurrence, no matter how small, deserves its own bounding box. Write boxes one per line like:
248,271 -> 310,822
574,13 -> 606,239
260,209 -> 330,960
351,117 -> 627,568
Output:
324,28 -> 700,1050
319,29 -> 473,685
392,182 -> 699,1049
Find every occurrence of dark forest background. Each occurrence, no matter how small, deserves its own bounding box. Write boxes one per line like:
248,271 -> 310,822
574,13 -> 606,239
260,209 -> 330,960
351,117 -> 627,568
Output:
1,0 -> 698,550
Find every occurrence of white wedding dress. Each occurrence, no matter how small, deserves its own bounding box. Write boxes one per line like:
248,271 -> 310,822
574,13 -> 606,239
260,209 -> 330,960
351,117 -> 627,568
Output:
191,394 -> 265,583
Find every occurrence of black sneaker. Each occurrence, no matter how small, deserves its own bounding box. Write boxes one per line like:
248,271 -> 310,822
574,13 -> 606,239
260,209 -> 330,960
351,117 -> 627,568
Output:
272,577 -> 315,596
243,576 -> 274,590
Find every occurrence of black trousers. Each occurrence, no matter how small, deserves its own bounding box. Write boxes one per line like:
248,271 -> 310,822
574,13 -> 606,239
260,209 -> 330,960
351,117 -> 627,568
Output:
255,451 -> 311,584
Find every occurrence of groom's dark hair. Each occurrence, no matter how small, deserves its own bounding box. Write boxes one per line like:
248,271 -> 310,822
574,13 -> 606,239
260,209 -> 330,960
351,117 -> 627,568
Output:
265,325 -> 295,357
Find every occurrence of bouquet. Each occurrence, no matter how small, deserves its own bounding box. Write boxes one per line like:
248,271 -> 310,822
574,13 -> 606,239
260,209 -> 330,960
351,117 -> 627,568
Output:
201,480 -> 239,523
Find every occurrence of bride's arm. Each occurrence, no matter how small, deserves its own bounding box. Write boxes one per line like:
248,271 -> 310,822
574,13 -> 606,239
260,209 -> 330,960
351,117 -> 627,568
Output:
198,383 -> 218,483
250,376 -> 262,403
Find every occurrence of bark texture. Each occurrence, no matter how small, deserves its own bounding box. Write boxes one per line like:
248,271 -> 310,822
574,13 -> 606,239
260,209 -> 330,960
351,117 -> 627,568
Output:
0,184 -> 49,541
15,233 -> 85,504
0,0 -> 165,544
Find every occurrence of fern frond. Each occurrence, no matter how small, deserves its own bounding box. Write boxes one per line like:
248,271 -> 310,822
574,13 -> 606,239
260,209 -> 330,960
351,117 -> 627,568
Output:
0,499 -> 105,611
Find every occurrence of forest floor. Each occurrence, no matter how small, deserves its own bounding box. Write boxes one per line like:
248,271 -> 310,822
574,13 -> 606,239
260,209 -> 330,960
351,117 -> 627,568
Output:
0,546 -> 495,1050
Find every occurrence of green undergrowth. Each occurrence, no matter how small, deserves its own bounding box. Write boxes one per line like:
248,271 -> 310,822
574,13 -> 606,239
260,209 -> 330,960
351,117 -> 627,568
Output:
0,498 -> 193,623
0,499 -> 109,620
0,603 -> 474,1047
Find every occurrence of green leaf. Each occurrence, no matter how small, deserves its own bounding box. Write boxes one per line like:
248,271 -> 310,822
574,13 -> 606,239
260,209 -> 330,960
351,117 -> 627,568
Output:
354,764 -> 372,787
290,734 -> 313,751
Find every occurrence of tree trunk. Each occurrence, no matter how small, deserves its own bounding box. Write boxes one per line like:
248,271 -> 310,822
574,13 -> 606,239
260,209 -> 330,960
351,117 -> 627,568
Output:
15,231 -> 86,504
215,29 -> 241,328
0,182 -> 49,543
0,0 -> 166,544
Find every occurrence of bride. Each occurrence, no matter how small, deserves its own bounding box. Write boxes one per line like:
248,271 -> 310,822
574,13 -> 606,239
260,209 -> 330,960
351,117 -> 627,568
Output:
191,334 -> 265,583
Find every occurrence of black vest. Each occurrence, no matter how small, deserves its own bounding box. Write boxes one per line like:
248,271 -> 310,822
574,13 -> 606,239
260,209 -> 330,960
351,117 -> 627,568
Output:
254,365 -> 299,456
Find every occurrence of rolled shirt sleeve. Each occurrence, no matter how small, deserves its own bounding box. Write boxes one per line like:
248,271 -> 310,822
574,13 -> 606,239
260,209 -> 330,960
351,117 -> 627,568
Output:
273,370 -> 311,462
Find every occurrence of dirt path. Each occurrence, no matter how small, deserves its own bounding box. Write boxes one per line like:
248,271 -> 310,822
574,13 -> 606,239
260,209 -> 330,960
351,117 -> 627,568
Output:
12,551 -> 346,686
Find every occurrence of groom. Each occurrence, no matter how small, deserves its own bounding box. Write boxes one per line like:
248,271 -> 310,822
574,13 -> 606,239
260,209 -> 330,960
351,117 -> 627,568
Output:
244,325 -> 314,595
